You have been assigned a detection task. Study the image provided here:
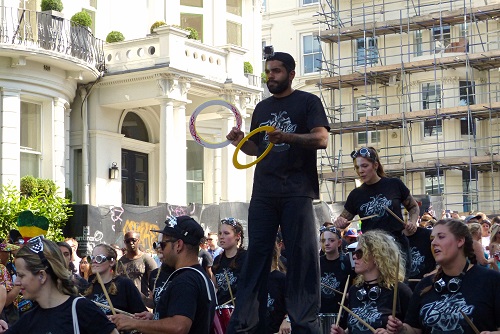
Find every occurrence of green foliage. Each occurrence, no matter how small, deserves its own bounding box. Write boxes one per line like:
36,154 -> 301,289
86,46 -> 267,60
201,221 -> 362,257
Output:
41,0 -> 63,12
150,21 -> 166,34
71,11 -> 92,27
184,27 -> 199,40
261,71 -> 268,83
0,177 -> 73,241
106,31 -> 125,43
244,61 -> 253,74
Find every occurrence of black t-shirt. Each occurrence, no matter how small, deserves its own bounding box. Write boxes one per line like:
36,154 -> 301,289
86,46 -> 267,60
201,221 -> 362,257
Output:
266,270 -> 287,333
345,177 -> 410,233
86,275 -> 147,315
249,90 -> 330,199
405,265 -> 500,334
320,255 -> 354,313
148,264 -> 175,311
155,265 -> 216,334
347,282 -> 412,334
407,228 -> 436,283
198,249 -> 214,270
213,250 -> 247,305
6,296 -> 116,334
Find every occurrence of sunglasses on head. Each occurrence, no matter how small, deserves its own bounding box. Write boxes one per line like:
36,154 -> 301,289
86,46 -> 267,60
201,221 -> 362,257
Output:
221,217 -> 239,228
90,254 -> 113,264
319,226 -> 341,237
124,238 -> 138,244
351,147 -> 375,160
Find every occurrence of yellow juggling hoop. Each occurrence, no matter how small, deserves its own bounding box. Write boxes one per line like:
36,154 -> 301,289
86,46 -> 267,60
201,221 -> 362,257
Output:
232,126 -> 275,169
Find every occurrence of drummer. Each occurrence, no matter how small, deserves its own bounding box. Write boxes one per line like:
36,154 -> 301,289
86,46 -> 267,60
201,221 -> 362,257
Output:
319,226 -> 353,316
330,230 -> 412,334
212,218 -> 247,306
110,215 -> 216,334
334,147 -> 419,279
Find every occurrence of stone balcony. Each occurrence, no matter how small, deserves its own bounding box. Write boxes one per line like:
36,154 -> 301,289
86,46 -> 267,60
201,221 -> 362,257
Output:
103,25 -> 262,91
0,6 -> 105,82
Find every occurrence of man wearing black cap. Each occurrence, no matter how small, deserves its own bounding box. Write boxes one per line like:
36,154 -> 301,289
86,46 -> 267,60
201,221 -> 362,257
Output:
110,215 -> 216,334
226,51 -> 329,333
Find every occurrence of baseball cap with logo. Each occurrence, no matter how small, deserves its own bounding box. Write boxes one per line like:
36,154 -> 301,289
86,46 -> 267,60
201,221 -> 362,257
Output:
151,215 -> 204,246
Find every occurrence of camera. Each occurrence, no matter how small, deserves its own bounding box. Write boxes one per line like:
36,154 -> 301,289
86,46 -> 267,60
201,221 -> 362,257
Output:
263,45 -> 274,60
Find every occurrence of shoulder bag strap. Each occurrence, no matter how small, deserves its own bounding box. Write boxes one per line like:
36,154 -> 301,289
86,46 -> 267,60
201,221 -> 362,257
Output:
72,296 -> 84,334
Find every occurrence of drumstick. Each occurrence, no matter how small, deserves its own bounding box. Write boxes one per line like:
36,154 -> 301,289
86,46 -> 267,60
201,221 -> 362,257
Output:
96,272 -> 116,315
92,301 -> 134,317
321,283 -> 344,296
392,254 -> 400,318
346,214 -> 378,224
408,278 -> 421,282
338,304 -> 376,333
459,310 -> 480,334
384,207 -> 407,226
335,274 -> 350,326
221,297 -> 236,306
225,271 -> 235,307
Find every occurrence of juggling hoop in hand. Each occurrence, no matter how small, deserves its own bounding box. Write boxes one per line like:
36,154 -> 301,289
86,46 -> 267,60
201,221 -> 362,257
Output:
189,100 -> 242,149
233,126 -> 275,170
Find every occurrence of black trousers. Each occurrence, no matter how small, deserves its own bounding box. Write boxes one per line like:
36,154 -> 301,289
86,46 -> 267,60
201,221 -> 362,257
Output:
227,196 -> 320,334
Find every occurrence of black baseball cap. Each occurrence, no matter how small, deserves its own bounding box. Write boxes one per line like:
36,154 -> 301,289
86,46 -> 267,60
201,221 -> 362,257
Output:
151,215 -> 204,246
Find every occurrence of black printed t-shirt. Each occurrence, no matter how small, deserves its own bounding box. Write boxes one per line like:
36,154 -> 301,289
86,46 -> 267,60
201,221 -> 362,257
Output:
87,275 -> 147,315
6,296 -> 116,334
320,255 -> 354,313
213,250 -> 247,305
407,227 -> 436,288
405,265 -> 500,334
148,264 -> 175,312
345,177 -> 410,233
249,90 -> 330,199
266,270 -> 287,333
347,282 -> 412,334
156,265 -> 216,334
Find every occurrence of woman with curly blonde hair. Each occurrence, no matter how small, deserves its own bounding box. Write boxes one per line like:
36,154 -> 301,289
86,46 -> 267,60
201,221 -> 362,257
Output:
330,230 -> 412,334
488,223 -> 500,270
84,244 -> 146,318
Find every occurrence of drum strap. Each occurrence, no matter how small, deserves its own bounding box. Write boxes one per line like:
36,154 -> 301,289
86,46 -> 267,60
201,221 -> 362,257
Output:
166,266 -> 215,302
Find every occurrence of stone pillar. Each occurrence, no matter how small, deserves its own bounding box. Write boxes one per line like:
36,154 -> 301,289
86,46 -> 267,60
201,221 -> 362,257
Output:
158,98 -> 175,203
65,107 -> 71,191
173,101 -> 187,205
53,98 -> 67,196
0,88 -> 21,188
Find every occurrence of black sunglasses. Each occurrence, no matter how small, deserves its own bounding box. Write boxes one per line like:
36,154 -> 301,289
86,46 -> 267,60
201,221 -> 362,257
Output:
353,249 -> 364,259
124,238 -> 138,244
153,239 -> 178,250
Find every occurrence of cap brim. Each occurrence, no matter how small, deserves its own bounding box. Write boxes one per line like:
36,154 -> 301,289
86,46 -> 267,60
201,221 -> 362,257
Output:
150,229 -> 165,234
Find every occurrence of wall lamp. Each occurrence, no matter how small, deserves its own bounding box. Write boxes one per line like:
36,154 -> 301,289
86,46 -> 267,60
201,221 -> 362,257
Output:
109,162 -> 119,179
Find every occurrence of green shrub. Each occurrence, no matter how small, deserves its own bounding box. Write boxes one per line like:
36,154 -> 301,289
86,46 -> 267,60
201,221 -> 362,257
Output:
184,27 -> 199,40
261,71 -> 268,83
71,10 -> 92,27
106,31 -> 125,43
150,21 -> 166,34
41,0 -> 63,12
244,61 -> 253,74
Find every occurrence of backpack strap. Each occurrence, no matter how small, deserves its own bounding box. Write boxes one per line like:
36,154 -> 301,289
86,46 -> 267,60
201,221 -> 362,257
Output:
72,296 -> 85,334
166,266 -> 215,303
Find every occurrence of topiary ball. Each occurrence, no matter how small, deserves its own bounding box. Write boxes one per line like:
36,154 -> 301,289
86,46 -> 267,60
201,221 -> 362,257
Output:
106,31 -> 125,43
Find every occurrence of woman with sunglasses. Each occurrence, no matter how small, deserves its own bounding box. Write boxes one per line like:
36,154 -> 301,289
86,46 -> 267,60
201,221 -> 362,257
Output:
334,147 -> 419,279
84,244 -> 146,317
386,219 -> 500,334
212,218 -> 247,306
0,236 -> 118,333
330,230 -> 412,334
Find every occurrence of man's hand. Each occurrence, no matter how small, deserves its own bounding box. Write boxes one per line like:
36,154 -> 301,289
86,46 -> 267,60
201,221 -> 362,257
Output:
109,314 -> 142,331
267,128 -> 290,145
226,127 -> 245,146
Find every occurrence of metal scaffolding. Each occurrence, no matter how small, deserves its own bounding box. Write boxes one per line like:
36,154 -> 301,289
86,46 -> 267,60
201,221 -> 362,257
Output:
314,0 -> 500,214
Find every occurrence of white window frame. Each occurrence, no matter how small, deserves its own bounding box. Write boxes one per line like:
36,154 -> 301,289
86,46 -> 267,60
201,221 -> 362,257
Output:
302,0 -> 319,6
355,96 -> 380,145
356,37 -> 379,65
20,100 -> 42,177
302,34 -> 322,74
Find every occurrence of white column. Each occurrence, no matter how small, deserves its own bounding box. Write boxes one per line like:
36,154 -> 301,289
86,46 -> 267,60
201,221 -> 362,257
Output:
0,88 -> 21,188
53,98 -> 67,196
173,102 -> 187,205
64,107 -> 71,192
158,98 -> 174,203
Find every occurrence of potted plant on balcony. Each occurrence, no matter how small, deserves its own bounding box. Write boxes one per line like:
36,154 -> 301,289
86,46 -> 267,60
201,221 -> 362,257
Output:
70,10 -> 93,59
38,0 -> 64,50
106,31 -> 125,43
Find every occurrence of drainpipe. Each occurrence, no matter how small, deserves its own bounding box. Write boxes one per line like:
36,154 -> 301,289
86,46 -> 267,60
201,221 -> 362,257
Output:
79,87 -> 90,204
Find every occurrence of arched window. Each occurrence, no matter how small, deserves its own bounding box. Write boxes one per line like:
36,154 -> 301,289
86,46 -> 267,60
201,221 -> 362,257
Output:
121,112 -> 149,142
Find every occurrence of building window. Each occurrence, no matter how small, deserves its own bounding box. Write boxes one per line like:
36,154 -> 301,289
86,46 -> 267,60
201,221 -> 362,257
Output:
303,34 -> 321,74
356,37 -> 378,65
121,112 -> 149,142
181,13 -> 203,42
462,168 -> 478,213
227,0 -> 242,16
425,171 -> 444,195
302,0 -> 319,5
187,141 -> 204,204
459,81 -> 476,135
355,97 -> 380,145
181,0 -> 203,7
20,101 -> 42,177
227,21 -> 242,46
262,0 -> 266,11
415,30 -> 423,56
431,25 -> 450,53
422,83 -> 442,137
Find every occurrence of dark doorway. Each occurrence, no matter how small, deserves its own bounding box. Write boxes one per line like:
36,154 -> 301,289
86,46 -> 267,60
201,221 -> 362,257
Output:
122,149 -> 149,205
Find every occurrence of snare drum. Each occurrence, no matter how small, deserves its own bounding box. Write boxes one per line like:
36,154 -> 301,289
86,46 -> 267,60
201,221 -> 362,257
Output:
319,313 -> 338,334
214,305 -> 234,334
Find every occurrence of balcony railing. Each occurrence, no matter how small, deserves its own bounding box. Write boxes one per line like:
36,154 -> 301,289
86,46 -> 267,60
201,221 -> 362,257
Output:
0,6 -> 105,71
